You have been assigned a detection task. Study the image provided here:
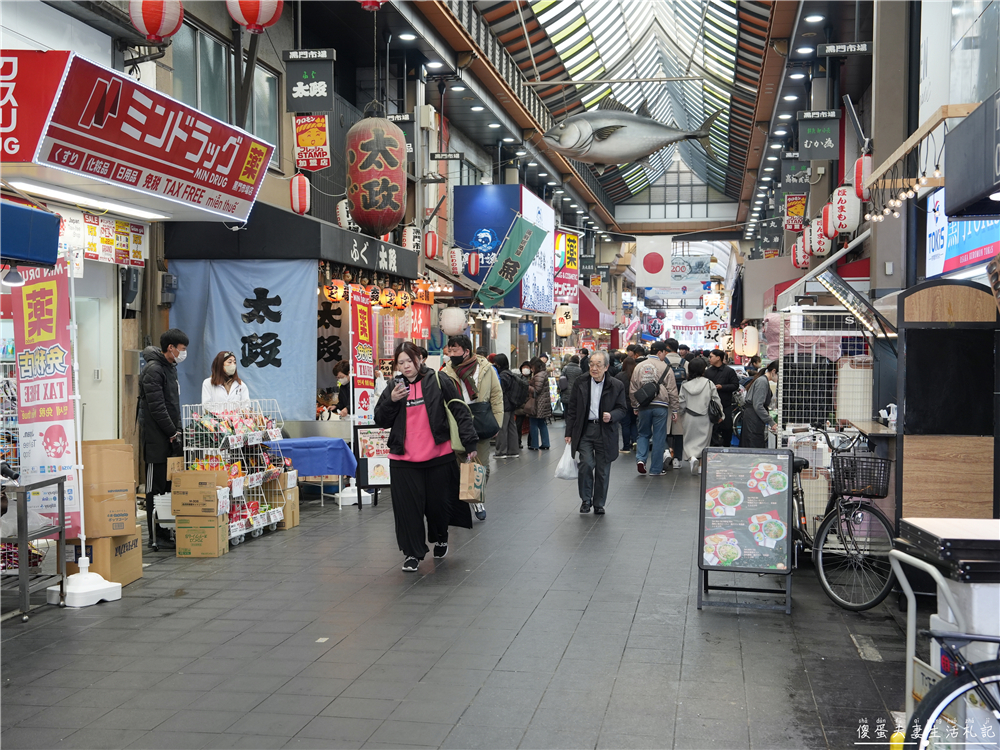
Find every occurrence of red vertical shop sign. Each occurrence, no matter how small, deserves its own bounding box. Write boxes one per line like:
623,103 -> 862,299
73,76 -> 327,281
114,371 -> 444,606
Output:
11,260 -> 81,536
350,285 -> 375,425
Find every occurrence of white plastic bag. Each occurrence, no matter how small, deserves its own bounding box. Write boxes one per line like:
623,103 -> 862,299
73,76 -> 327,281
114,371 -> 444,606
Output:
554,444 -> 579,480
0,507 -> 52,538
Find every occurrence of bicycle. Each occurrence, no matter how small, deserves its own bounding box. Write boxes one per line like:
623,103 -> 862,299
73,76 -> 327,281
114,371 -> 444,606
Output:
905,629 -> 1000,749
789,424 -> 896,611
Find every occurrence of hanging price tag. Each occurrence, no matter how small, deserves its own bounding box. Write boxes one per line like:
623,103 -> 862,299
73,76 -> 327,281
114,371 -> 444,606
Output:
231,476 -> 244,498
247,431 -> 263,446
267,428 -> 282,441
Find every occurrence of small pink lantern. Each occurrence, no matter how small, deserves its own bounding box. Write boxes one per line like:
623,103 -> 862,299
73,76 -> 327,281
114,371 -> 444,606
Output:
129,0 -> 184,42
423,230 -> 439,260
290,173 -> 310,215
467,251 -> 480,277
226,0 -> 283,33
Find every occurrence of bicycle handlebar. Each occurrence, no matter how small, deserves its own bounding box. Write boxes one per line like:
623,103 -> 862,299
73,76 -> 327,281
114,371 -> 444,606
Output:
921,629 -> 1000,646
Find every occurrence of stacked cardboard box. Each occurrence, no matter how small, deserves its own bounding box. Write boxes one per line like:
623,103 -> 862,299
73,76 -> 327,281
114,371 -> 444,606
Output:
172,470 -> 230,558
65,525 -> 143,586
80,440 -> 136,538
277,487 -> 299,529
176,515 -> 229,557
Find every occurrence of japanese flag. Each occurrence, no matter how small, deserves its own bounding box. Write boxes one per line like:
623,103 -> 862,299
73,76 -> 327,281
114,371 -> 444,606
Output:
635,236 -> 673,288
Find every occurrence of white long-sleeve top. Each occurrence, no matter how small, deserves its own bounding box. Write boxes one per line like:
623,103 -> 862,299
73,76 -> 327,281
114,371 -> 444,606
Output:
201,377 -> 250,405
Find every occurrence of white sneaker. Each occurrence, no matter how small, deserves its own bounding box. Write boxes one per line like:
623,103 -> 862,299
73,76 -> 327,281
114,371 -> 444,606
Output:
673,458 -> 681,469
690,458 -> 698,475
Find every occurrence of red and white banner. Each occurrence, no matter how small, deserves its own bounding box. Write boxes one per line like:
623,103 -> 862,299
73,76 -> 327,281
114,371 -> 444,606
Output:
410,303 -> 430,339
11,260 -> 81,536
293,115 -> 331,171
350,285 -> 375,425
2,51 -> 273,221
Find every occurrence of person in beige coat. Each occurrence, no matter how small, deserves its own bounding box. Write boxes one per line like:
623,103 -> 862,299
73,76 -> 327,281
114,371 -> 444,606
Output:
443,336 -> 503,521
678,357 -> 723,475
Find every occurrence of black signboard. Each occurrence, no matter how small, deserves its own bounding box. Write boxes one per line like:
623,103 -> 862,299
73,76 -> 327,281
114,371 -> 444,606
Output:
283,49 -> 336,113
818,42 -> 873,56
597,263 -> 611,282
388,115 -> 416,162
697,447 -> 794,614
579,253 -> 596,277
431,152 -> 465,161
798,114 -> 840,161
945,91 -> 1000,218
754,218 -> 783,260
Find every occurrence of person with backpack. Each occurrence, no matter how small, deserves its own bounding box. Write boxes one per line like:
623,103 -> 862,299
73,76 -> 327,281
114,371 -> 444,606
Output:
706,349 -> 741,447
615,352 -> 639,452
495,353 -> 527,458
558,355 -> 583,409
664,338 -> 689,470
679,357 -> 724,474
628,341 -> 678,476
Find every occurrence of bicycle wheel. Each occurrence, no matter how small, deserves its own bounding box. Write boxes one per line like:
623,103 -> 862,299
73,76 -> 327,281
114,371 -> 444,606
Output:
812,500 -> 895,610
906,660 -> 1000,749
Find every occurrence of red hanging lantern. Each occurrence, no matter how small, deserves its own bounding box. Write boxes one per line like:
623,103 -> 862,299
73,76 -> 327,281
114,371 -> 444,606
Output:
423,230 -> 439,260
467,250 -> 480,277
290,173 -> 310,215
226,0 -> 283,33
821,203 -> 838,239
323,280 -> 346,302
346,117 -> 407,236
854,155 -> 872,201
358,0 -> 386,9
394,290 -> 411,310
379,287 -> 396,308
792,237 -> 809,269
366,285 -> 380,306
129,0 -> 184,42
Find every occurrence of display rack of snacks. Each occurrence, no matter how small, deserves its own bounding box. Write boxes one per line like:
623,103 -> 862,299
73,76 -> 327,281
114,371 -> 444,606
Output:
0,364 -> 18,478
182,399 -> 286,546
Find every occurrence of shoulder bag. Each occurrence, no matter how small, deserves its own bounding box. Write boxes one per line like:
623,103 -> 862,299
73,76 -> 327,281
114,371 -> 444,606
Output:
633,364 -> 670,408
434,371 -> 473,451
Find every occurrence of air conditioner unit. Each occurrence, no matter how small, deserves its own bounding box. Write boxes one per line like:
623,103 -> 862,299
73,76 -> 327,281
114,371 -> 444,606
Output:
786,306 -> 870,337
418,104 -> 437,131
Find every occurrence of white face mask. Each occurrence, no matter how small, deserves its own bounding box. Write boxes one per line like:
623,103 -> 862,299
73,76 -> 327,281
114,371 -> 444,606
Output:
521,369 -> 531,376
175,349 -> 187,364
338,376 -> 350,385
224,363 -> 236,376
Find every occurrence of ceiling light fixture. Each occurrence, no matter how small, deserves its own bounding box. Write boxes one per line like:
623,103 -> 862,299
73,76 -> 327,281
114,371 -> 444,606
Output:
426,61 -> 444,69
555,189 -> 564,194
778,113 -> 792,120
767,156 -> 778,162
783,94 -> 798,101
528,162 -> 538,167
547,181 -> 557,186
762,176 -> 772,181
538,172 -> 548,177
8,181 -> 171,220
796,46 -> 814,55
0,268 -> 25,287
488,123 -> 500,128
764,167 -> 774,172
502,137 -> 514,143
399,33 -> 417,41
804,14 -> 825,22
790,72 -> 806,80
451,84 -> 466,91
774,129 -> 788,136
515,150 -> 527,156
769,143 -> 782,150
471,105 -> 484,112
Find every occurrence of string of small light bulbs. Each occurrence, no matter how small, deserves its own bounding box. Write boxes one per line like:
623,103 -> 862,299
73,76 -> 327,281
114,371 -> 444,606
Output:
862,127 -> 945,224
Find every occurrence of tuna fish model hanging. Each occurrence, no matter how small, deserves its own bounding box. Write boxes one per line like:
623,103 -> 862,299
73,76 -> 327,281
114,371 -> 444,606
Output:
542,97 -> 722,175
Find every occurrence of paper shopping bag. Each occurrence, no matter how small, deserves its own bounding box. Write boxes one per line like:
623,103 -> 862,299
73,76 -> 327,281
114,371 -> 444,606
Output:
459,462 -> 487,502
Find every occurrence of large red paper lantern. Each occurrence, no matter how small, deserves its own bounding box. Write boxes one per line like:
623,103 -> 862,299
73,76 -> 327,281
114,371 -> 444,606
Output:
129,0 -> 184,43
379,287 -> 397,308
227,0 -> 283,33
290,173 -> 310,215
423,230 -> 439,260
854,155 -> 872,201
467,251 -> 480,277
323,280 -> 345,302
792,236 -> 809,269
358,0 -> 386,9
346,117 -> 407,236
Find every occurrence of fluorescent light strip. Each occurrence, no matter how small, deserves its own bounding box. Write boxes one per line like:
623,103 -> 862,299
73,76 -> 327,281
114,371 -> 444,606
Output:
9,181 -> 171,220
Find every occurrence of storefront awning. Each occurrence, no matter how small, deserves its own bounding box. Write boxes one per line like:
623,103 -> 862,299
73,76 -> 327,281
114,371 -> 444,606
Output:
1,50 -> 273,223
0,200 -> 60,266
577,284 -> 615,330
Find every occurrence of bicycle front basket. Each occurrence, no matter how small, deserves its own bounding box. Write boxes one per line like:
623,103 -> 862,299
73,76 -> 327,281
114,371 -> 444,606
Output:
831,454 -> 892,499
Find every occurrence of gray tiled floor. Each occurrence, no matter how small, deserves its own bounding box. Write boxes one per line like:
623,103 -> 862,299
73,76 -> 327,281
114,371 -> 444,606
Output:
2,423 -> 906,749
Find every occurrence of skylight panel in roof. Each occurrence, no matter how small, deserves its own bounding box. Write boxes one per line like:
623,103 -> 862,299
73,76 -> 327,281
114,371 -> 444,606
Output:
552,16 -> 587,45
572,56 -> 604,79
536,2 -> 581,30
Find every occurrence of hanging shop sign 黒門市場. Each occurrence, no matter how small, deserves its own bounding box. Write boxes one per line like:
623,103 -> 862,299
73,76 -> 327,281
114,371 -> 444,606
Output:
797,110 -> 841,161
283,49 -> 335,113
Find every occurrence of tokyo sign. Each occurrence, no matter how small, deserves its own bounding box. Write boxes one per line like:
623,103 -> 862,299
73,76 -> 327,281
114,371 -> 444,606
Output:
1,50 -> 273,221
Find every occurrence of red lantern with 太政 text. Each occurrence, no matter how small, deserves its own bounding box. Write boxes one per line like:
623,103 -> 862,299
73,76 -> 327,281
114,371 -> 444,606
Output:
346,117 -> 407,236
129,0 -> 184,42
226,0 -> 283,33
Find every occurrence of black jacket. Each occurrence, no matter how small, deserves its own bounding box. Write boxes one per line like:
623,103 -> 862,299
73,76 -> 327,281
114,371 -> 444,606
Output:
139,346 -> 182,463
498,369 -> 521,413
706,364 -> 740,410
564,373 -> 628,461
373,366 -> 478,455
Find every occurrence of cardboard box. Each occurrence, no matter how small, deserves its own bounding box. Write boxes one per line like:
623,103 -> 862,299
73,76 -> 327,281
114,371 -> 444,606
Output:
81,440 -> 136,537
172,471 -> 230,516
176,515 -> 228,558
166,457 -> 185,481
65,525 -> 143,586
277,487 -> 299,529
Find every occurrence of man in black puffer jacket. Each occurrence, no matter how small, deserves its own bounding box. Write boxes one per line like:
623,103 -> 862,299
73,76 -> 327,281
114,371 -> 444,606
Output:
139,329 -> 188,548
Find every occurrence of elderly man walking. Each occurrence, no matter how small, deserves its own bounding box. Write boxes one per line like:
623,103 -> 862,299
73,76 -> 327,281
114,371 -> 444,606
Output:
564,351 -> 628,515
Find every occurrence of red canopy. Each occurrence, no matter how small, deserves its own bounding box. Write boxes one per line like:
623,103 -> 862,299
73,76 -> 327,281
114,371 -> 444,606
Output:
576,284 -> 615,330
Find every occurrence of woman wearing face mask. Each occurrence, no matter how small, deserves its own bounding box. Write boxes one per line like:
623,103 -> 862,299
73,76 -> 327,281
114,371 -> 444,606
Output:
201,351 -> 250,404
515,361 -> 533,450
374,342 -> 478,573
740,360 -> 779,449
332,360 -> 352,418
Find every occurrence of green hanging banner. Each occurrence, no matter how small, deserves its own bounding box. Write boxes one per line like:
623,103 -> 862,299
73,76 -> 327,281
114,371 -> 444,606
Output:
476,214 -> 548,307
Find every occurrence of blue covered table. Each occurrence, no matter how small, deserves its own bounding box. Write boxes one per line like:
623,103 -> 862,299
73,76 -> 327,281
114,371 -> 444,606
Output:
265,437 -> 357,506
